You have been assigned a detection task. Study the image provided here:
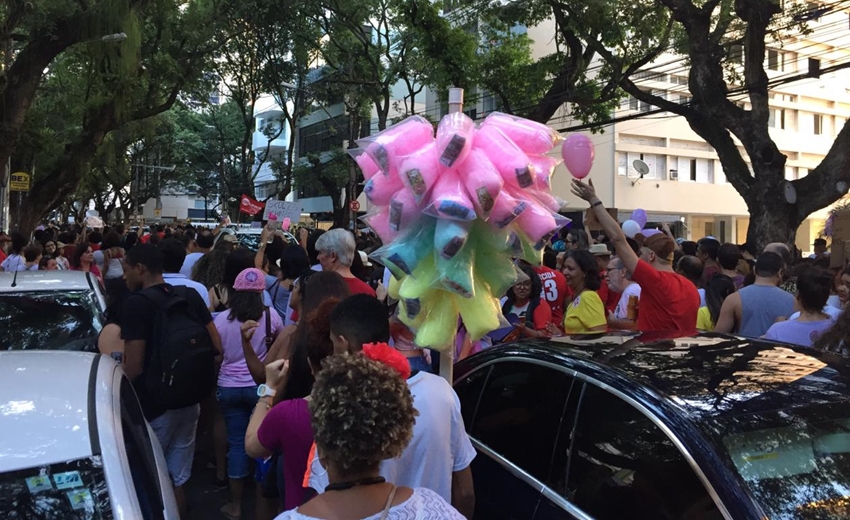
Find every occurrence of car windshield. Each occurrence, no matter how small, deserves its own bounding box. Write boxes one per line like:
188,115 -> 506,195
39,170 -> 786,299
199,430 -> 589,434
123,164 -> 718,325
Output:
706,401 -> 850,519
0,456 -> 112,519
236,233 -> 262,251
0,290 -> 103,351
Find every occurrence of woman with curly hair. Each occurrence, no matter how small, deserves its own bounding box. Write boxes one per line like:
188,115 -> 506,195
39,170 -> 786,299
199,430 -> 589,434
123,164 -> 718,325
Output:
562,249 -> 606,334
192,249 -> 230,290
275,352 -> 463,519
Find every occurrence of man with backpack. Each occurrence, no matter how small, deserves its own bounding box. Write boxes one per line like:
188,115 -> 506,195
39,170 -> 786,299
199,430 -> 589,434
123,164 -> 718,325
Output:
121,244 -> 222,517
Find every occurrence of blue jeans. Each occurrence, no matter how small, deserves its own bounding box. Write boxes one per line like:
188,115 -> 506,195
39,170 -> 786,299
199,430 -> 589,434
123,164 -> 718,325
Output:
216,386 -> 259,479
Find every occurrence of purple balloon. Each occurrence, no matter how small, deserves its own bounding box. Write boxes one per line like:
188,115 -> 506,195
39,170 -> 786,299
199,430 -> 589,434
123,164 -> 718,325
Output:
640,229 -> 662,238
561,134 -> 595,179
630,209 -> 648,229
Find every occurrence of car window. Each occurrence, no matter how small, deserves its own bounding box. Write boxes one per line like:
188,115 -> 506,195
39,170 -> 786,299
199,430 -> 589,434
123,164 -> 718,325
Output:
454,365 -> 491,430
470,361 -> 575,482
120,378 -> 164,520
0,457 -> 113,519
566,383 -> 719,519
0,290 -> 103,351
706,401 -> 850,520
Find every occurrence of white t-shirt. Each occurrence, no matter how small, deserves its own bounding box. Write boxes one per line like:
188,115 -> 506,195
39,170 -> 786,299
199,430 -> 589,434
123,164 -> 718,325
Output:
274,487 -> 464,520
1,254 -> 25,272
163,273 -> 212,307
307,372 -> 476,503
180,252 -> 205,278
613,283 -> 642,320
509,302 -> 530,320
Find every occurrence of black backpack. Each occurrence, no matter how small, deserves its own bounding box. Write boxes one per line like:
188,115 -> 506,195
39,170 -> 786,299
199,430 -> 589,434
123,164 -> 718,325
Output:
140,285 -> 216,410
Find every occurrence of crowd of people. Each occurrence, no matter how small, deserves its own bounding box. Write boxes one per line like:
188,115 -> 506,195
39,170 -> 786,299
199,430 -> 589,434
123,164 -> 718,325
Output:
5,190 -> 850,519
0,220 -> 471,519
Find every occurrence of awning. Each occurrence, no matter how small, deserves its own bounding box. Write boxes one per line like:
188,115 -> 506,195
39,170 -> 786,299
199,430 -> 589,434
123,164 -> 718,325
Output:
617,211 -> 682,224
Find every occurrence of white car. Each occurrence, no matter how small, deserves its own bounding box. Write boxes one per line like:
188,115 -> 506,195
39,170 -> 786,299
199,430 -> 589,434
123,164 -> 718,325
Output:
0,271 -> 106,352
0,351 -> 179,518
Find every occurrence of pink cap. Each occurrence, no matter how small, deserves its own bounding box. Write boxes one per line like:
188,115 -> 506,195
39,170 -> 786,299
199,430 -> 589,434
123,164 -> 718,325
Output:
233,268 -> 266,292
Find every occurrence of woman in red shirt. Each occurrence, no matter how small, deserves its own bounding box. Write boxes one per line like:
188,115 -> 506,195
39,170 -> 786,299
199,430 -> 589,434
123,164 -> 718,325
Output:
70,242 -> 102,280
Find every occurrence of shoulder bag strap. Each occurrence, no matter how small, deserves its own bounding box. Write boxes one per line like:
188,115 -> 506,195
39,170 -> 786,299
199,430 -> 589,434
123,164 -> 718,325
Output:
265,307 -> 273,348
378,485 -> 398,520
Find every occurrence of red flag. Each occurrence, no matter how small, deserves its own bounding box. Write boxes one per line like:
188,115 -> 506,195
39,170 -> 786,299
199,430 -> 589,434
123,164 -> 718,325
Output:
239,194 -> 265,215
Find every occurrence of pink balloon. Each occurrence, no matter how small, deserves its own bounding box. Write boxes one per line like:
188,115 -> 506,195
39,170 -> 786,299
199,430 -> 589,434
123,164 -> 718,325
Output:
282,217 -> 291,231
561,134 -> 595,179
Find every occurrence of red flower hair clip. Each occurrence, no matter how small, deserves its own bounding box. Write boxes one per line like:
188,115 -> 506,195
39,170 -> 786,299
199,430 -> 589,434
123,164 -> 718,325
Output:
362,342 -> 412,380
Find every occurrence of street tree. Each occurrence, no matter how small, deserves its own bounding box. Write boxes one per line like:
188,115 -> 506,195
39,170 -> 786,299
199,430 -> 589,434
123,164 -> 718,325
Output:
553,0 -> 850,248
11,0 -> 227,232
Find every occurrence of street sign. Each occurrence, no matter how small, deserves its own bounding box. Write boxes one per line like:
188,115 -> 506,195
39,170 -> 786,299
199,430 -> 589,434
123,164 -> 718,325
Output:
10,172 -> 30,192
349,200 -> 361,212
154,208 -> 162,218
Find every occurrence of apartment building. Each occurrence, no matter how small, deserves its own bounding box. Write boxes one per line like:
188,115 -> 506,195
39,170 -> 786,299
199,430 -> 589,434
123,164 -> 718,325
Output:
434,3 -> 850,252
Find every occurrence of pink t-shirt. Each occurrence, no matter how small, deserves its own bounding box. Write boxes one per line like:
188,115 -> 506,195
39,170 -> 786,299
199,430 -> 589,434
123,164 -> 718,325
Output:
215,309 -> 283,388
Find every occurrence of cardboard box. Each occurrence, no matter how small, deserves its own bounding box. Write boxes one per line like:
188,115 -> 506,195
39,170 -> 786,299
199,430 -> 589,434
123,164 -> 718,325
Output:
584,207 -> 619,231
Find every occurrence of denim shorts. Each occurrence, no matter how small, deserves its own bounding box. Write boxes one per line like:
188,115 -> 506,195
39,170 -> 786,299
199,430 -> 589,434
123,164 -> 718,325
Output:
149,404 -> 201,487
216,386 -> 259,479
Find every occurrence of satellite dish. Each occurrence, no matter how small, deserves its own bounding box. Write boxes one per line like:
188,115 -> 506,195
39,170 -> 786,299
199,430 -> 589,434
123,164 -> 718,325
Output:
633,159 -> 650,177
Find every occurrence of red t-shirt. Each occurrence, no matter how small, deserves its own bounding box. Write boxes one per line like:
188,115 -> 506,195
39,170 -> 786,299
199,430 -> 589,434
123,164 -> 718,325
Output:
597,271 -> 621,313
90,243 -> 101,252
533,266 -> 568,324
344,276 -> 376,297
631,260 -> 699,332
0,250 -> 6,264
529,299 -> 553,330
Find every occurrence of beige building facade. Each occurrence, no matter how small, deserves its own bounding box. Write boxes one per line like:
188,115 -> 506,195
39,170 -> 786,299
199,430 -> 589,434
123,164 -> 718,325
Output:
480,5 -> 850,254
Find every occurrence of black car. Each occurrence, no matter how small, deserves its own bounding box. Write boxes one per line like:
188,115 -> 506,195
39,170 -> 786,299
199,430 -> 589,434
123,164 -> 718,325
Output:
453,333 -> 850,520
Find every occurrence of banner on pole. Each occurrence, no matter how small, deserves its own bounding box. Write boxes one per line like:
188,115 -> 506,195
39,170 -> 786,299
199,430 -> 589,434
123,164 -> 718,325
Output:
239,194 -> 264,215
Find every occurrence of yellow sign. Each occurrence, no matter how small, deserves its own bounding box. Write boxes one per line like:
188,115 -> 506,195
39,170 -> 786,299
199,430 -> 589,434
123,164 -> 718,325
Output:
10,172 -> 30,192
154,208 -> 162,218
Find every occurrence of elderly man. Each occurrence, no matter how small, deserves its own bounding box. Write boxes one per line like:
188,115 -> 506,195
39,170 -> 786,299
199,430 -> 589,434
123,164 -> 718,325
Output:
315,228 -> 376,296
606,256 -> 641,330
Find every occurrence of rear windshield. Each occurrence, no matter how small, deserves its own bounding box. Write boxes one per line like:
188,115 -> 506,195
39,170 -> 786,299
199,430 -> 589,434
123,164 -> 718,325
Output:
0,290 -> 103,351
707,401 -> 850,519
0,456 -> 112,519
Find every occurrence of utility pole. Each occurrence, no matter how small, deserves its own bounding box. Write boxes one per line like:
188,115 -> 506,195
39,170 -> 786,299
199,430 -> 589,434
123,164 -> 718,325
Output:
0,37 -> 12,232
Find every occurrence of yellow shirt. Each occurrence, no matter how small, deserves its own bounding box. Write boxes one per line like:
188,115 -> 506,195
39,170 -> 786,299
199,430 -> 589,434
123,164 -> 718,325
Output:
563,290 -> 607,334
696,306 -> 714,331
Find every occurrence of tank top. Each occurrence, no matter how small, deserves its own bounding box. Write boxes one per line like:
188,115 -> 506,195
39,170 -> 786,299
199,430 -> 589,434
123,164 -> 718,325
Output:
738,284 -> 796,338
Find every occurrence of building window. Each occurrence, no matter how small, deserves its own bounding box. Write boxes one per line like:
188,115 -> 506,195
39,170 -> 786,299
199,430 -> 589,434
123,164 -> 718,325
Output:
628,94 -> 653,113
689,159 -> 698,181
814,114 -> 823,135
807,2 -> 821,21
767,49 -> 779,71
768,108 -> 786,129
729,44 -> 743,64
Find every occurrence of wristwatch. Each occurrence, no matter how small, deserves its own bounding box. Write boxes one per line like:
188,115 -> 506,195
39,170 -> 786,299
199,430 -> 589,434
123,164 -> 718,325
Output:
257,384 -> 276,398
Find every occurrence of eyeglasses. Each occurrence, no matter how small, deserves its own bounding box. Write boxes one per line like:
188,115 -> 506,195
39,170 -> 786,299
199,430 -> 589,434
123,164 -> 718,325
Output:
514,281 -> 532,289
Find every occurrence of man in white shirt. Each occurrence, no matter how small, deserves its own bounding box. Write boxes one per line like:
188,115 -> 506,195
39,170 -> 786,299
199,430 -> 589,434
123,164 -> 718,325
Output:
179,230 -> 215,278
161,238 -> 211,307
606,256 -> 641,330
306,294 -> 476,518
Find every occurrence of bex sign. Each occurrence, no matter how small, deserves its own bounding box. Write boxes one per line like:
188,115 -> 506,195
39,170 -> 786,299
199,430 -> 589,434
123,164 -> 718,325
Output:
10,172 -> 30,192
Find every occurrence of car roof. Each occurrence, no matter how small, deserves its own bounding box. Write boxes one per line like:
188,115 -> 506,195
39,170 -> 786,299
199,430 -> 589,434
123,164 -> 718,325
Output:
466,333 -> 850,423
0,270 -> 100,292
0,352 -> 103,472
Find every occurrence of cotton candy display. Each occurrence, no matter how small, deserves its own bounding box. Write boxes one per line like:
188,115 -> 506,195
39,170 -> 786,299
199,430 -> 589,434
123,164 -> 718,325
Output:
356,109 -> 581,351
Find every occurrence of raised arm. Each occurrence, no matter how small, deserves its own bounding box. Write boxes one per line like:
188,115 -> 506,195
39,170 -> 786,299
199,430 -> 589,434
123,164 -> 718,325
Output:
571,179 -> 639,273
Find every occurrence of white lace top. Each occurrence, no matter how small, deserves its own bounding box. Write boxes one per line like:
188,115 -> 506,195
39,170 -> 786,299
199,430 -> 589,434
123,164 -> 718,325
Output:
274,487 -> 465,520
